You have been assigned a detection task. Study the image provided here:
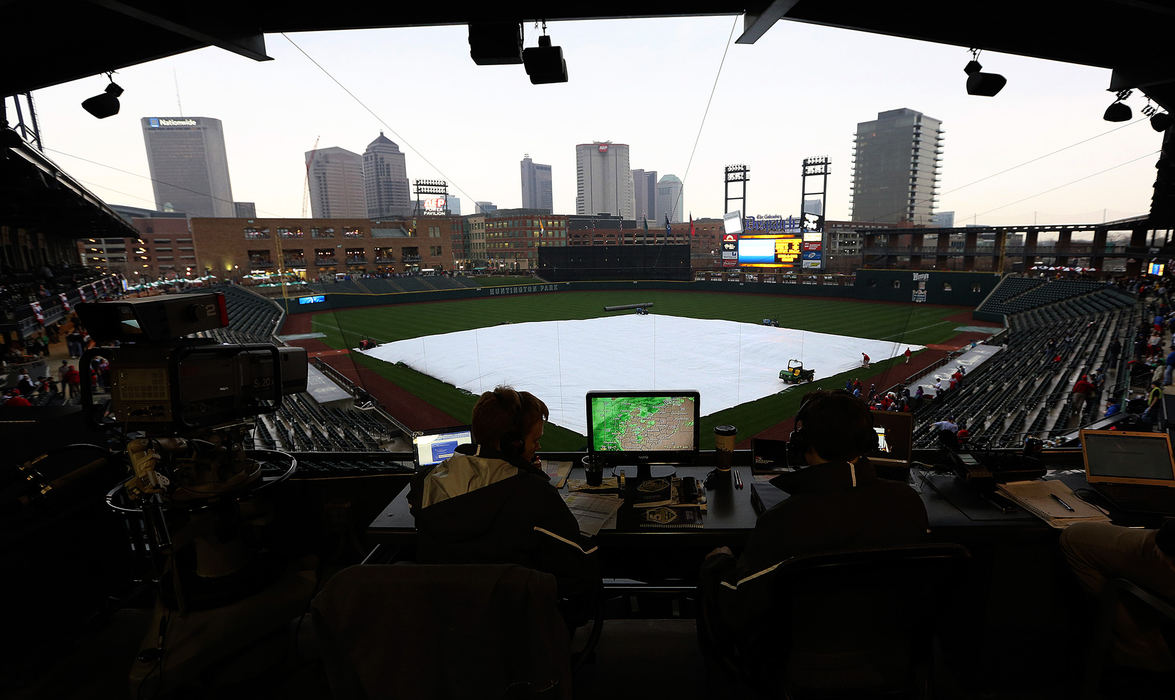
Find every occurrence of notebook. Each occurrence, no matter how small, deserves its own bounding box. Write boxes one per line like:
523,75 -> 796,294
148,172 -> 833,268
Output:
1079,429 -> 1175,515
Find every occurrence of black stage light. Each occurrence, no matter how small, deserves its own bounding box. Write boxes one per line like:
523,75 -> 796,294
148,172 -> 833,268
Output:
1103,100 -> 1132,122
523,35 -> 568,85
963,57 -> 1006,97
82,79 -> 123,119
468,22 -> 523,65
1152,112 -> 1173,132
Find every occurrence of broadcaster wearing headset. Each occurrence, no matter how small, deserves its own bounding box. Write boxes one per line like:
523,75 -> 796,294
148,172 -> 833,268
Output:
701,390 -> 929,594
409,386 -> 599,625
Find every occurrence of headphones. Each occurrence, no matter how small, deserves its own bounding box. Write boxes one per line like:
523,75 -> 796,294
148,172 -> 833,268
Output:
787,391 -> 878,466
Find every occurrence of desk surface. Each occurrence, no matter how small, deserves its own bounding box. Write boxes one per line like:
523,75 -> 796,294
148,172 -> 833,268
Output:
367,464 -> 1048,549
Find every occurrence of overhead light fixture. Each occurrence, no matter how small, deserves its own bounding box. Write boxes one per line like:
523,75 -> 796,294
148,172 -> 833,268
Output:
523,23 -> 567,84
1152,112 -> 1173,132
468,21 -> 523,65
1103,90 -> 1133,122
81,73 -> 123,119
963,49 -> 1006,97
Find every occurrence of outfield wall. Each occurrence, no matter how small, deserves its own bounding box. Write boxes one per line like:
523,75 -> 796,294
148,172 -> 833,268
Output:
282,270 -> 1000,315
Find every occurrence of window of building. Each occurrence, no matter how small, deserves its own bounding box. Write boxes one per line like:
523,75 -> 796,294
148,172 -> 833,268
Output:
153,238 -> 171,244
429,246 -> 442,256
344,227 -> 362,238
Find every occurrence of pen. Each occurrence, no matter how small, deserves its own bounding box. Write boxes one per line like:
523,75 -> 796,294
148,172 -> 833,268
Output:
1050,493 -> 1075,512
733,469 -> 743,489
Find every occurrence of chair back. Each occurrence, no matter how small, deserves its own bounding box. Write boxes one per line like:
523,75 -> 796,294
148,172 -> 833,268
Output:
312,563 -> 572,700
743,543 -> 970,699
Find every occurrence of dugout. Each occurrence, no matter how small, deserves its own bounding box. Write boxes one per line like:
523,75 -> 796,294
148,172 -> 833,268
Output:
538,244 -> 691,282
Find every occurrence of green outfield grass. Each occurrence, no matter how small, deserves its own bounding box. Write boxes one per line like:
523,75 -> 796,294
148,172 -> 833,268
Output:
311,291 -> 964,449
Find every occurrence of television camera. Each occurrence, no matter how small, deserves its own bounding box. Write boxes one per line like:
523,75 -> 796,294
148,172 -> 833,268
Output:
75,292 -> 308,600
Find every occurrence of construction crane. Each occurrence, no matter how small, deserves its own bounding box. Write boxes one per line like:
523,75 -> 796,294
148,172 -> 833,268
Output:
302,135 -> 319,217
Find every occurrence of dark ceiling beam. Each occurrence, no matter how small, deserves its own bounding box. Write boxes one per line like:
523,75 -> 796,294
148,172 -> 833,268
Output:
736,0 -> 799,45
86,0 -> 271,62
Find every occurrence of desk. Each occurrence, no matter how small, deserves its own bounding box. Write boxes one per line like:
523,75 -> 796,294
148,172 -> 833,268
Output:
366,461 -> 1054,581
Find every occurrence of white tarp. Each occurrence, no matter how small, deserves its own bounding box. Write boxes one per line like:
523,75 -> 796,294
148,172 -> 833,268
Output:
360,315 -> 922,434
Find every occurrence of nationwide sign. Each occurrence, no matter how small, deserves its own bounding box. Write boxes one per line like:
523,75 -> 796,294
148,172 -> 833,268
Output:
148,118 -> 198,128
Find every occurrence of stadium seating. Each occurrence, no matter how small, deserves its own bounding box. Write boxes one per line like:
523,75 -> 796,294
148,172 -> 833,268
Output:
915,292 -> 1135,449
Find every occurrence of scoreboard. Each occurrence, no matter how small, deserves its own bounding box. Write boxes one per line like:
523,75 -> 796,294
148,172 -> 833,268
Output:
737,234 -> 803,268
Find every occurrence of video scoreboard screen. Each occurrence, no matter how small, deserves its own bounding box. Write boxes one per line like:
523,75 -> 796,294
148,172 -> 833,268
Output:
737,234 -> 802,268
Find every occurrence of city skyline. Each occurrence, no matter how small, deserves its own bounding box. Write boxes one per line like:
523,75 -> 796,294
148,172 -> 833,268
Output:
29,18 -> 1165,227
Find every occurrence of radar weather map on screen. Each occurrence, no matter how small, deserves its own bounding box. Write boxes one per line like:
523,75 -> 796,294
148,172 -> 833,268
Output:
589,394 -> 698,452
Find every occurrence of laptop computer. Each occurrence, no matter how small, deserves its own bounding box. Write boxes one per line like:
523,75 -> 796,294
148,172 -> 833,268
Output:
412,426 -> 474,470
868,410 -> 915,480
1079,429 -> 1175,515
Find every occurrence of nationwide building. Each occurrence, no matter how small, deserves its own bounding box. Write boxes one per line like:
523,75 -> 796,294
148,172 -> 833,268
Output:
233,202 -> 257,218
656,174 -> 684,223
363,132 -> 412,219
520,156 -> 553,212
631,169 -> 658,223
306,147 -> 366,218
140,116 -> 235,218
575,142 -> 634,219
850,108 -> 943,225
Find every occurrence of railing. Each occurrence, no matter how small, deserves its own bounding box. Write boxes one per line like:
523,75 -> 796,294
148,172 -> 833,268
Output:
248,260 -> 274,268
315,258 -> 337,266
374,257 -> 396,263
402,255 -> 422,263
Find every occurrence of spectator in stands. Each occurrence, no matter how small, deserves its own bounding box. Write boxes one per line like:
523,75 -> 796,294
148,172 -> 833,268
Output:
1105,399 -> 1122,418
931,415 -> 960,450
1164,348 -> 1175,386
16,370 -> 36,397
1060,521 -> 1175,673
914,385 -> 925,408
1108,338 -> 1122,364
1148,330 -> 1163,360
698,391 -> 929,673
408,386 -> 598,627
62,364 -> 80,401
933,377 -> 944,396
1072,375 -> 1096,414
1143,381 -> 1164,425
4,389 -> 31,407
955,420 -> 969,447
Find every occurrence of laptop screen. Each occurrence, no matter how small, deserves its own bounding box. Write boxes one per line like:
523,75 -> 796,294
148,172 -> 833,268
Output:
1080,429 -> 1175,485
413,427 -> 474,469
869,410 -> 914,468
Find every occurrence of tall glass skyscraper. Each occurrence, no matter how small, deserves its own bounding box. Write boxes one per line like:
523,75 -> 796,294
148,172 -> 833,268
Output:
656,174 -> 684,223
363,132 -> 411,219
306,146 -> 366,218
632,169 -> 658,223
520,155 -> 553,212
575,142 -> 634,219
850,108 -> 943,224
141,116 -> 234,217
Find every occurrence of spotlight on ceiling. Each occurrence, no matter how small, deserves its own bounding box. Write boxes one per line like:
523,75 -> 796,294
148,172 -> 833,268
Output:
81,75 -> 123,119
1103,98 -> 1132,123
1151,112 -> 1173,133
963,49 -> 1006,97
523,31 -> 568,85
468,22 -> 523,65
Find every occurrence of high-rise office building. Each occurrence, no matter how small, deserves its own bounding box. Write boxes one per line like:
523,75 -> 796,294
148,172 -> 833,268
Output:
656,174 -> 684,223
364,132 -> 411,219
306,146 -> 366,218
233,202 -> 256,218
576,142 -> 634,219
520,155 -> 553,212
850,108 -> 943,225
141,116 -> 235,217
632,169 -> 658,223
928,211 -> 955,228
803,199 -> 823,216
475,201 -> 498,214
446,196 -> 462,216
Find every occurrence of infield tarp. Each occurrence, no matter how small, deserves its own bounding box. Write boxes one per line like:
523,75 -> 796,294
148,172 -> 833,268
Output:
359,315 -> 922,435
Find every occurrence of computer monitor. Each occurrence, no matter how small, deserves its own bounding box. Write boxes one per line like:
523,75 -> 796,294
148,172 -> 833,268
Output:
1080,429 -> 1175,486
586,390 -> 700,479
868,410 -> 914,471
413,426 -> 474,470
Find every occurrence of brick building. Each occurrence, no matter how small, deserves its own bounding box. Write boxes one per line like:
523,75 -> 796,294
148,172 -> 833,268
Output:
482,209 -> 568,271
566,215 -> 723,270
79,208 -> 193,281
188,217 -> 460,280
